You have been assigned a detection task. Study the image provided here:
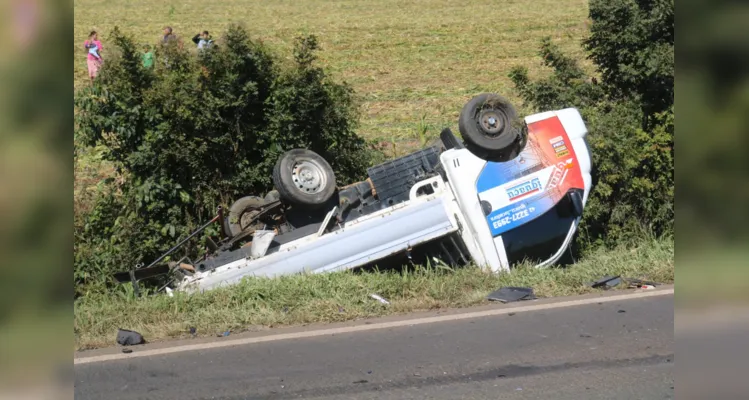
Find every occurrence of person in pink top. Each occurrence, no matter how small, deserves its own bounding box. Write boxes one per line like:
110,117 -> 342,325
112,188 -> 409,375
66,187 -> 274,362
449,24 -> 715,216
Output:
84,30 -> 103,83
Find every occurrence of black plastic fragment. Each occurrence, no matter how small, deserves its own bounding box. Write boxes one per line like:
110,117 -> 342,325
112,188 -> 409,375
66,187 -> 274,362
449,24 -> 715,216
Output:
589,275 -> 622,289
487,287 -> 536,303
117,329 -> 145,346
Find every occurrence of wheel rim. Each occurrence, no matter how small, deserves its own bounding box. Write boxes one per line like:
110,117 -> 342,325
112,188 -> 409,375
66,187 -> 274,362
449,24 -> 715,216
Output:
478,109 -> 504,136
291,159 -> 327,194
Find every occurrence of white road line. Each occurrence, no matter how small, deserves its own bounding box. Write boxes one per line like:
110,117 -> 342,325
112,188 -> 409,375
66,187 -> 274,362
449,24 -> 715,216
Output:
75,287 -> 673,365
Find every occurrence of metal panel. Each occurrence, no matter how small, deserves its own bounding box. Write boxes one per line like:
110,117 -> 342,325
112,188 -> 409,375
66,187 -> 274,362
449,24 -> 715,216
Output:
439,149 -> 502,271
180,195 -> 457,292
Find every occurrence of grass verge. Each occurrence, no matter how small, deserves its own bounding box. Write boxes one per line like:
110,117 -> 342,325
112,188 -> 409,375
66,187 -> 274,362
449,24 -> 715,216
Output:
75,238 -> 673,350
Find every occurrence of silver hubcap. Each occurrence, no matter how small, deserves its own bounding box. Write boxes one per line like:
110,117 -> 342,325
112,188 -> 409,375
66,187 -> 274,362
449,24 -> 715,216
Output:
479,110 -> 503,135
292,160 -> 327,194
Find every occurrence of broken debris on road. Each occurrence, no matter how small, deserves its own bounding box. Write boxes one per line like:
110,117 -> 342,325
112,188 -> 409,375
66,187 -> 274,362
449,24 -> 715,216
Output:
589,276 -> 659,290
589,275 -> 622,289
622,277 -> 659,289
116,329 -> 145,346
487,286 -> 536,303
370,294 -> 390,305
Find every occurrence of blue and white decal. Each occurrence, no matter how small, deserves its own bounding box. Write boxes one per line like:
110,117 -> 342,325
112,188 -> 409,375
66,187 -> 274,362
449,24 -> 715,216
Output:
506,177 -> 543,202
477,163 -> 558,236
474,114 -> 586,238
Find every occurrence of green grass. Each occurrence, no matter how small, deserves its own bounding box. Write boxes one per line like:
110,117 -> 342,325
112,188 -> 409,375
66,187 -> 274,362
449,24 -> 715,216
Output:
74,0 -> 592,143
74,238 -> 673,350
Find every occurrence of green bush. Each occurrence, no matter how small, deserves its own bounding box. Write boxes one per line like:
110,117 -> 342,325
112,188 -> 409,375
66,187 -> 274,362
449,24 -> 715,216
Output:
74,24 -> 375,296
509,0 -> 674,250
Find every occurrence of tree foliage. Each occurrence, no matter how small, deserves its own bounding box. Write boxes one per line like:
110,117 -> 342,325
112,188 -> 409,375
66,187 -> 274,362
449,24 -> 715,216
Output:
74,24 -> 374,295
510,0 -> 674,249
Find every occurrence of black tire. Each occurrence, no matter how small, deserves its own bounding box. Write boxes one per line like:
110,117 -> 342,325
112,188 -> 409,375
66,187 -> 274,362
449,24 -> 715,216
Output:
227,196 -> 265,237
458,93 -> 526,162
439,127 -> 464,150
272,149 -> 337,208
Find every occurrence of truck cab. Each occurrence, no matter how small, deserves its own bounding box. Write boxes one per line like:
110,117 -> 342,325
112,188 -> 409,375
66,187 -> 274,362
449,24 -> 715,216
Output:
440,107 -> 592,272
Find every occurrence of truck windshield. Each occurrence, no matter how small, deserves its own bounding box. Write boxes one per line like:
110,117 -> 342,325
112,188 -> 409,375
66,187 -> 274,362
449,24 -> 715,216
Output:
501,189 -> 582,266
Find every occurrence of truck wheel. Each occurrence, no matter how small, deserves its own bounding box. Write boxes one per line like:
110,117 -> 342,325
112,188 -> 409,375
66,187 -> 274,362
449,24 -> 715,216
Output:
227,196 -> 265,237
458,93 -> 527,162
272,149 -> 337,208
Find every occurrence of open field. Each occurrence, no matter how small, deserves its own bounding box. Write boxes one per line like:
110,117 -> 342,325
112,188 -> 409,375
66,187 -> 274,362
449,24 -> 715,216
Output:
74,237 -> 673,350
74,0 -> 592,142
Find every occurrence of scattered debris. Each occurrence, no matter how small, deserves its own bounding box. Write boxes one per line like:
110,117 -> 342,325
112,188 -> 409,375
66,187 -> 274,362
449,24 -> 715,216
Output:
487,287 -> 536,303
353,380 -> 368,384
370,294 -> 390,305
217,330 -> 231,337
122,348 -> 133,354
589,275 -> 622,289
165,287 -> 174,297
508,312 -> 516,316
618,310 -> 626,313
189,327 -> 197,336
579,334 -> 593,338
622,277 -> 659,288
590,276 -> 660,290
250,230 -> 276,258
413,373 -> 421,377
116,329 -> 145,346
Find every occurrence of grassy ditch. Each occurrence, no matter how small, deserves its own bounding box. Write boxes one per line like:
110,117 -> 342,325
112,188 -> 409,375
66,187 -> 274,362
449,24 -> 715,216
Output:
75,238 -> 673,350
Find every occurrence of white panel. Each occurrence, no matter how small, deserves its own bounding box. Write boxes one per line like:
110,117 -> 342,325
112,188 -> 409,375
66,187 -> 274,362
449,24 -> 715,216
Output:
180,195 -> 458,292
440,148 -> 508,272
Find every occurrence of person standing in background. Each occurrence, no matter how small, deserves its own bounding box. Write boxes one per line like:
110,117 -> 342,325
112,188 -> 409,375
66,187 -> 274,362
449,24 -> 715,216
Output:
160,26 -> 182,68
83,30 -> 103,83
192,30 -> 214,51
142,44 -> 154,69
161,26 -> 182,48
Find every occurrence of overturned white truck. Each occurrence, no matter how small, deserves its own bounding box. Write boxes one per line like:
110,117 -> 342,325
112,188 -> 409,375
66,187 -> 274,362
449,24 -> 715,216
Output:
115,93 -> 593,294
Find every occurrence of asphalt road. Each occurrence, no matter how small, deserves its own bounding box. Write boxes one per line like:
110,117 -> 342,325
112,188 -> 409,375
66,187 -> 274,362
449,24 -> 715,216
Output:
74,289 -> 673,400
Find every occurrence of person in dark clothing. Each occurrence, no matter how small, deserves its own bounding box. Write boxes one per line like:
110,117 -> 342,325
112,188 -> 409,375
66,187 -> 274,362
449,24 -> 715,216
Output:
192,30 -> 214,50
161,26 -> 182,48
